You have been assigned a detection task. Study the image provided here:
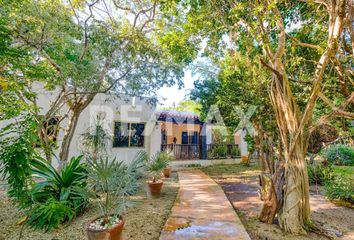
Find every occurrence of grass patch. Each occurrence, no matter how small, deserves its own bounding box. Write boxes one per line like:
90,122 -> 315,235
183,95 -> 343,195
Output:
333,166 -> 354,180
201,163 -> 260,178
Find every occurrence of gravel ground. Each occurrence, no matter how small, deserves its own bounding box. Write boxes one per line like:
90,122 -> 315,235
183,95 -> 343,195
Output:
201,164 -> 354,240
0,174 -> 179,240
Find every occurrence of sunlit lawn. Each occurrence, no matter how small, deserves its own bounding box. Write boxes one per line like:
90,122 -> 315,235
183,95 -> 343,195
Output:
333,166 -> 354,180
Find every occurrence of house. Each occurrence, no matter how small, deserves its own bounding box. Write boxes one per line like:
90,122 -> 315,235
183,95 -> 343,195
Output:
3,83 -> 161,167
156,109 -> 249,160
1,83 -> 248,167
157,110 -> 203,159
158,110 -> 202,145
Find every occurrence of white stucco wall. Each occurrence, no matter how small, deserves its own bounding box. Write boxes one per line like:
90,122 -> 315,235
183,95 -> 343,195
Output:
149,124 -> 162,157
205,124 -> 213,144
30,83 -> 159,167
235,129 -> 248,157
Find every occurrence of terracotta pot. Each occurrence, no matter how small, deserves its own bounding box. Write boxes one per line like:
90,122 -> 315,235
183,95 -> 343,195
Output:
241,155 -> 249,163
163,168 -> 171,178
147,180 -> 163,197
87,216 -> 124,240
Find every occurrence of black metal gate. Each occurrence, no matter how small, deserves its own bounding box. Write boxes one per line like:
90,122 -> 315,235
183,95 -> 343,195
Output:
161,144 -> 201,160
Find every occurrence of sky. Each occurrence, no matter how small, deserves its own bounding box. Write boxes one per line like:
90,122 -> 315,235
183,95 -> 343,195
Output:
156,69 -> 196,109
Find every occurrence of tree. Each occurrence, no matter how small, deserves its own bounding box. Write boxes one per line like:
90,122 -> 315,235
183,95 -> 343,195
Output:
191,53 -> 278,171
175,100 -> 201,114
173,0 -> 353,233
2,0 -> 195,163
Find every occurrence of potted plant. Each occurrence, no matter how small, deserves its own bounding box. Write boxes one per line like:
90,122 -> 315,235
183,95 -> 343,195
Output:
86,152 -> 145,240
146,151 -> 169,197
161,150 -> 174,178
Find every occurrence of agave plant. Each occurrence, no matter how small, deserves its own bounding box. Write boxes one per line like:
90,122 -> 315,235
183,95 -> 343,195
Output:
28,155 -> 89,230
31,155 -> 89,209
86,151 -> 146,225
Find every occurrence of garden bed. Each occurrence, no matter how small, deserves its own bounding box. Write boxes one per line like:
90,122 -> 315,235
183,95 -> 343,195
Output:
201,164 -> 354,240
0,174 -> 179,240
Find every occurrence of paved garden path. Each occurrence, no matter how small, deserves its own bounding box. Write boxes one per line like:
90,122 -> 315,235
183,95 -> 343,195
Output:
160,169 -> 251,240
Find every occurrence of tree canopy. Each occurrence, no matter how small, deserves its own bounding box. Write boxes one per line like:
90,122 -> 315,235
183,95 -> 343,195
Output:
0,0 -> 197,162
173,0 -> 353,233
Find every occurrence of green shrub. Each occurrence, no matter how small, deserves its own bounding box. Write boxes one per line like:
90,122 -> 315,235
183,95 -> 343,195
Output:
325,176 -> 354,204
231,146 -> 240,157
321,144 -> 354,166
158,150 -> 175,162
147,151 -> 169,181
210,145 -> 227,158
307,163 -> 333,185
27,198 -> 75,231
29,155 -> 89,230
0,116 -> 39,208
245,133 -> 256,154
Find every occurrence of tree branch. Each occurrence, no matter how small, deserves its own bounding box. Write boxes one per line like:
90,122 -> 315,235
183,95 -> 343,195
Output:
289,0 -> 347,155
260,59 -> 284,81
298,0 -> 329,9
286,34 -> 323,51
318,92 -> 354,119
273,7 -> 286,60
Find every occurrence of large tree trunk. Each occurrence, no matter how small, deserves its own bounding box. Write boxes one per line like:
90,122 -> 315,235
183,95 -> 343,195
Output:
59,94 -> 96,163
259,161 -> 285,224
279,146 -> 310,234
59,109 -> 81,163
269,87 -> 311,234
253,0 -> 346,234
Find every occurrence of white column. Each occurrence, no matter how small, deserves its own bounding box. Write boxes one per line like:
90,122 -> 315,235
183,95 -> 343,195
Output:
240,129 -> 248,157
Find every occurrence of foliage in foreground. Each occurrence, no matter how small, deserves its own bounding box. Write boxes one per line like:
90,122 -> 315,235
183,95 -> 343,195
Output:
0,115 -> 38,207
307,161 -> 353,205
146,151 -> 170,181
307,162 -> 333,185
325,176 -> 354,204
87,152 -> 146,224
28,156 -> 89,231
27,198 -> 75,231
321,144 -> 354,166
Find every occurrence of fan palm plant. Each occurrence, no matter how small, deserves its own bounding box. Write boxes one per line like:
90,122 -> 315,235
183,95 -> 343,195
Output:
160,150 -> 175,177
86,151 -> 146,239
146,151 -> 169,198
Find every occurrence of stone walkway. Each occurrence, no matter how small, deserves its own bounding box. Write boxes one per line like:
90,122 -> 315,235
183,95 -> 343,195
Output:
160,169 -> 251,240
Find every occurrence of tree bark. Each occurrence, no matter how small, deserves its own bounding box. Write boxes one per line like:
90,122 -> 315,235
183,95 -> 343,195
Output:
57,55 -> 113,163
259,162 -> 285,224
257,0 -> 347,233
279,147 -> 310,234
59,109 -> 81,163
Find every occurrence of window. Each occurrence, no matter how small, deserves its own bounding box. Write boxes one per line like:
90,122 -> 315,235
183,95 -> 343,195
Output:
113,122 -> 145,148
190,131 -> 199,144
43,117 -> 59,142
187,131 -> 199,144
36,117 -> 59,147
161,130 -> 167,145
130,123 -> 145,147
181,131 -> 188,144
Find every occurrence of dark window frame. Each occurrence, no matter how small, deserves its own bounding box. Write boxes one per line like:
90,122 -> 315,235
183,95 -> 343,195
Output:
113,122 -> 145,148
35,117 -> 60,148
